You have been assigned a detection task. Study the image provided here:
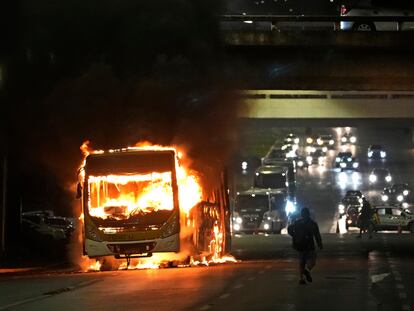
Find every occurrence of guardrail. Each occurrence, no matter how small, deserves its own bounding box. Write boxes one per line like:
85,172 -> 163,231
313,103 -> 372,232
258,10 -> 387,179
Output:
221,15 -> 414,23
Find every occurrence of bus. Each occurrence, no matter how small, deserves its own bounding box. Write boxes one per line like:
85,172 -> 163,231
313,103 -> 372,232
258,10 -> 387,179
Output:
77,147 -> 230,263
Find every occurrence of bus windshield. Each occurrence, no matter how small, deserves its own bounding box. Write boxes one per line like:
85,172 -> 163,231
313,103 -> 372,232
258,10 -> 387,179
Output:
255,173 -> 286,189
236,195 -> 268,211
87,172 -> 174,226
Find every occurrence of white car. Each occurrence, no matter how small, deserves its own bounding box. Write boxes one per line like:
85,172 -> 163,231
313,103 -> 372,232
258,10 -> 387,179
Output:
340,0 -> 414,31
373,206 -> 414,233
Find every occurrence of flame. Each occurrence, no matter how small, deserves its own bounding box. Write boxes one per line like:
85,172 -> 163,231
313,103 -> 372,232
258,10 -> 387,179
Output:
78,141 -> 236,271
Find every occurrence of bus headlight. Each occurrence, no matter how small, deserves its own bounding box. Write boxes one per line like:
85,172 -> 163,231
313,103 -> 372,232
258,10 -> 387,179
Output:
338,204 -> 345,213
264,223 -> 270,230
317,139 -> 323,145
381,195 -> 388,202
385,175 -> 392,182
241,161 -> 248,170
350,136 -> 357,143
369,174 -> 377,182
397,195 -> 404,202
403,190 -> 409,196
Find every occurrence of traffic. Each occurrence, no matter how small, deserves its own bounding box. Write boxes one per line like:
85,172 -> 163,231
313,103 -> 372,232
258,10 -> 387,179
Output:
232,126 -> 414,236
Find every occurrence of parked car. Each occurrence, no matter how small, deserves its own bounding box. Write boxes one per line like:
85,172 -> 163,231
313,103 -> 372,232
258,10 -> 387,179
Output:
22,211 -> 73,240
340,0 -> 414,31
373,205 -> 414,232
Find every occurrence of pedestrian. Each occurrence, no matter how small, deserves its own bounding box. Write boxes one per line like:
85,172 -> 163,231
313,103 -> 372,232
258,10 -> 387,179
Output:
288,208 -> 323,285
357,198 -> 373,238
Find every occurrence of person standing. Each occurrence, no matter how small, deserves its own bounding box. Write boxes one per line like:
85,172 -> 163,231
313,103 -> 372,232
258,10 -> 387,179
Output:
357,198 -> 374,238
288,208 -> 323,285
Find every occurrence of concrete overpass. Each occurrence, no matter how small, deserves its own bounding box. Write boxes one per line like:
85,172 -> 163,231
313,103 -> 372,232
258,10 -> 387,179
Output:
239,90 -> 414,126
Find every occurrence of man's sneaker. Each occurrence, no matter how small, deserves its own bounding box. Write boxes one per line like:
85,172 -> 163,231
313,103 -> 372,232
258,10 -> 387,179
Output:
299,279 -> 306,285
304,268 -> 313,283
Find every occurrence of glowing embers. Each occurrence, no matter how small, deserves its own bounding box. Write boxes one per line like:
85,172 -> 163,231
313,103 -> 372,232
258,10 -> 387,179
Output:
88,172 -> 174,220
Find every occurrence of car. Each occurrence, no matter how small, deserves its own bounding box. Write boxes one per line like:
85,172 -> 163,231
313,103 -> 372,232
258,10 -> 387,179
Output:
295,156 -> 309,169
367,145 -> 387,159
316,134 -> 335,149
369,168 -> 392,184
338,196 -> 363,228
373,206 -> 414,233
22,211 -> 70,240
381,183 -> 410,205
308,149 -> 326,165
281,144 -> 297,158
284,133 -> 300,146
305,134 -> 318,146
340,133 -> 357,144
345,190 -> 364,199
339,157 -> 359,171
235,155 -> 261,173
334,151 -> 353,168
340,0 -> 414,32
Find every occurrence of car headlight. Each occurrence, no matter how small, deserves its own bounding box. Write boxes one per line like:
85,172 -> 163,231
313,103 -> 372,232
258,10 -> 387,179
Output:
347,158 -> 352,162
317,139 -> 323,145
403,190 -> 409,196
233,223 -> 240,231
381,195 -> 388,202
350,136 -> 357,143
338,204 -> 345,213
241,161 -> 248,170
306,156 -> 312,163
286,138 -> 292,142
353,162 -> 359,168
236,217 -> 242,224
311,147 -> 316,153
385,175 -> 392,182
368,151 -> 373,158
369,174 -> 377,182
340,162 -> 346,168
322,147 -> 328,152
294,138 -> 299,144
336,157 -> 340,162
306,137 -> 313,144
264,223 -> 270,230
380,151 -> 387,158
329,140 -> 334,145
285,201 -> 295,215
341,137 -> 347,142
397,195 -> 404,202
297,161 -> 304,167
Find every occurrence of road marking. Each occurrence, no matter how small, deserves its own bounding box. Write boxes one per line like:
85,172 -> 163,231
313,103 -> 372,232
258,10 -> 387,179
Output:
402,305 -> 411,311
247,276 -> 256,281
396,283 -> 405,289
233,284 -> 244,289
219,293 -> 230,299
199,305 -> 211,310
258,270 -> 265,274
395,276 -> 402,281
265,265 -> 272,269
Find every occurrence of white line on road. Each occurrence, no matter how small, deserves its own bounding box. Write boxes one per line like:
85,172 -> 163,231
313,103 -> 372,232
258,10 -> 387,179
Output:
233,284 -> 244,289
199,305 -> 212,310
395,275 -> 402,281
396,283 -> 405,289
219,293 -> 230,299
258,270 -> 265,274
247,276 -> 256,281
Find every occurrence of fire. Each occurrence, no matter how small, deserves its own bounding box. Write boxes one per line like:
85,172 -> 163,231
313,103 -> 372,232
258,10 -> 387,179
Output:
78,141 -> 236,272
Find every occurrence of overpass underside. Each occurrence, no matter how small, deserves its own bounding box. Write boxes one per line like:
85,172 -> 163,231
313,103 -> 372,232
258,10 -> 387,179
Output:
240,90 -> 414,126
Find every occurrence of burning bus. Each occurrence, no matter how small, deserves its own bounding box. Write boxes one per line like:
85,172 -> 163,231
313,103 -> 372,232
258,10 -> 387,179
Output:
77,144 -> 231,264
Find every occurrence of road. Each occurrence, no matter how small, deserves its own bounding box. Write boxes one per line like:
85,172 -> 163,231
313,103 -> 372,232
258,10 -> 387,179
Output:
1,127 -> 414,310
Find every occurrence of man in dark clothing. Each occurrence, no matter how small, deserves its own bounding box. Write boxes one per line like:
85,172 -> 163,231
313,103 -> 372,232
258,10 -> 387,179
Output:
357,198 -> 373,238
288,208 -> 323,285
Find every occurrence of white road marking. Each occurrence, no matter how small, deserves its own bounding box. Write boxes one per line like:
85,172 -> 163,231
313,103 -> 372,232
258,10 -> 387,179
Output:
219,293 -> 230,299
233,284 -> 244,289
395,276 -> 402,281
247,276 -> 256,281
396,283 -> 405,289
259,270 -> 265,274
199,305 -> 211,310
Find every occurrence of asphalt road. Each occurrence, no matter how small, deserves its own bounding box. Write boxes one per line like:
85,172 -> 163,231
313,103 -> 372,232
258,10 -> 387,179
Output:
1,127 -> 414,311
